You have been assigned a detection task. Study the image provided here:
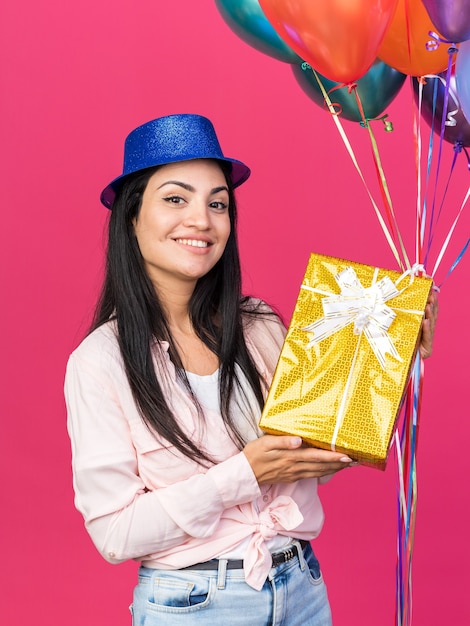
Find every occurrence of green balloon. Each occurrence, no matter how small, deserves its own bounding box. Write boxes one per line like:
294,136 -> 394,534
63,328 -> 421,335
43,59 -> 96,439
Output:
292,60 -> 406,123
215,0 -> 301,64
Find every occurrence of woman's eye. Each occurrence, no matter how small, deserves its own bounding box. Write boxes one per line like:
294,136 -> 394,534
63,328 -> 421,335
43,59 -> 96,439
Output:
164,195 -> 185,204
210,201 -> 228,210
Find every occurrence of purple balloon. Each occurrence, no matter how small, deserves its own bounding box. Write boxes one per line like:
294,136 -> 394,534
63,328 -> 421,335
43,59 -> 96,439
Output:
412,70 -> 470,147
422,0 -> 470,43
456,40 -> 470,125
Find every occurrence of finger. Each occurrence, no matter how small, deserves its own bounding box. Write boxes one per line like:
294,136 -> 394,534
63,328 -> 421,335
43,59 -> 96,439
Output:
285,459 -> 356,481
420,318 -> 433,358
426,291 -> 439,319
259,435 -> 304,451
292,445 -> 354,464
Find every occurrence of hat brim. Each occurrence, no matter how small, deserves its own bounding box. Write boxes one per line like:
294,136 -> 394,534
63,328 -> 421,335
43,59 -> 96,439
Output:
100,156 -> 250,209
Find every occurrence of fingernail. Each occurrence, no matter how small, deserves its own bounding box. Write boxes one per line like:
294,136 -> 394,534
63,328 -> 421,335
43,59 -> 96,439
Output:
340,456 -> 353,462
291,437 -> 302,447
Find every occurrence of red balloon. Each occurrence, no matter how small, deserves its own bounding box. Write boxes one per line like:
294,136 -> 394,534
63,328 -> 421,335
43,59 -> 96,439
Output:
258,0 -> 399,84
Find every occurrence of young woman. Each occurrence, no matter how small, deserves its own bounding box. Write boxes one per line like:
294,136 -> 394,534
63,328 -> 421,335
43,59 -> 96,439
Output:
65,114 -> 437,625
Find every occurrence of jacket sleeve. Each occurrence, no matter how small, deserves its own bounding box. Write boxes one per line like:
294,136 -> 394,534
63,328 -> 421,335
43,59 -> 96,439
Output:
65,349 -> 261,564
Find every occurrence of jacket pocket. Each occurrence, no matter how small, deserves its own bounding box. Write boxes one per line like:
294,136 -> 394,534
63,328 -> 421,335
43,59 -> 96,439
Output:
129,418 -> 199,487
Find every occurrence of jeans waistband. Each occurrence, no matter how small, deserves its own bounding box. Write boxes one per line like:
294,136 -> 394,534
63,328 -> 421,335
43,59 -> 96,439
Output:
180,539 -> 309,572
140,540 -> 311,591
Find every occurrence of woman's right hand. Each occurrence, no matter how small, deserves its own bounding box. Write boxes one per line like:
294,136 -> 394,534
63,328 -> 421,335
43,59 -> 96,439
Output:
243,435 -> 355,485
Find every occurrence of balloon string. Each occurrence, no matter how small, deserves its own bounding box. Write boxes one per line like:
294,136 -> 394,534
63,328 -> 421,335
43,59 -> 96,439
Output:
395,391 -> 410,626
417,76 -> 470,282
415,74 -> 440,266
350,84 -> 410,268
421,80 -> 437,261
395,428 -> 405,626
431,184 -> 470,277
438,237 -> 470,288
426,31 -> 458,50
349,86 -> 396,236
413,70 -> 468,283
425,141 -> 462,265
406,356 -> 423,626
412,78 -> 425,265
395,354 -> 423,626
363,111 -> 411,269
427,49 -> 459,255
306,66 -> 406,270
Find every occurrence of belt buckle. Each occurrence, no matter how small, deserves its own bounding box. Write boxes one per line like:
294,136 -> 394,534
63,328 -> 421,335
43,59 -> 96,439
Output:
272,543 -> 298,567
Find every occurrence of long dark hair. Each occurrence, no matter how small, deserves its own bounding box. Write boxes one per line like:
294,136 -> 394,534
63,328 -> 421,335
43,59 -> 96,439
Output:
91,162 -> 268,465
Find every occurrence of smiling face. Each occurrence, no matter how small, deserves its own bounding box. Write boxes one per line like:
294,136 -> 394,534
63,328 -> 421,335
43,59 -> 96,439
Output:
133,159 -> 231,294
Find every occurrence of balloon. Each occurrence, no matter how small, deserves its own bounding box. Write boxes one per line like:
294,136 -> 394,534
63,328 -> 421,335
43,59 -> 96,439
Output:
258,0 -> 399,84
412,70 -> 470,146
214,0 -> 301,64
378,0 -> 453,76
292,60 -> 407,123
456,39 -> 470,124
422,0 -> 470,43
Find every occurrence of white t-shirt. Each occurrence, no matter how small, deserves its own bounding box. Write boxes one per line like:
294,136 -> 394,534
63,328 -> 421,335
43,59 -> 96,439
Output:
185,367 -> 292,560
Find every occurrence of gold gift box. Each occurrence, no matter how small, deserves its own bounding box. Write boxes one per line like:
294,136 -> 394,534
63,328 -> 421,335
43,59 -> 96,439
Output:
259,253 -> 433,469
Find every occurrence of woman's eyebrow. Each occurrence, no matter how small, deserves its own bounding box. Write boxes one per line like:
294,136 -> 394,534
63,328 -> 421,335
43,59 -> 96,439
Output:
157,181 -> 229,195
211,185 -> 229,195
158,180 -> 194,191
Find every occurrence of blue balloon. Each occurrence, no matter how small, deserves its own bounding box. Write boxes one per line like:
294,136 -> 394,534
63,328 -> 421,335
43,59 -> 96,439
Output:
292,60 -> 406,123
456,39 -> 470,127
214,0 -> 301,64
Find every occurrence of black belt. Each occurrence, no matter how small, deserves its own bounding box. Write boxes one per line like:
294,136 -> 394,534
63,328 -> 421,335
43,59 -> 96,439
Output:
181,540 -> 308,571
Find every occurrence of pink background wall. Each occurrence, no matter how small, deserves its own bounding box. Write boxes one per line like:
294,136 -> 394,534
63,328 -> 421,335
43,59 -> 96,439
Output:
1,2 -> 468,624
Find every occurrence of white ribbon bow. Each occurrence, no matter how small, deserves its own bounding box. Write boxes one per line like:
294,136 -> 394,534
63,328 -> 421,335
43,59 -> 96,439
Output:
302,266 -> 403,369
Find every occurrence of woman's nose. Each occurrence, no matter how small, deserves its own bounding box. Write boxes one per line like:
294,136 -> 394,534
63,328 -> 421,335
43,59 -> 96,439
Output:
182,199 -> 210,228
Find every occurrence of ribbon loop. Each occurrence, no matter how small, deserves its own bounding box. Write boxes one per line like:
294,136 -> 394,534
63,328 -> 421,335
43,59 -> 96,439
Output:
426,30 -> 457,50
301,267 -> 402,369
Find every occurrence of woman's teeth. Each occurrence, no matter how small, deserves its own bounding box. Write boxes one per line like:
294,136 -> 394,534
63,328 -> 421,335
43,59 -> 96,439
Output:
176,239 -> 209,248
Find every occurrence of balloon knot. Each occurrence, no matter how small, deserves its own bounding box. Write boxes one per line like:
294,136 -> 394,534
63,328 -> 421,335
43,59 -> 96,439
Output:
347,82 -> 358,94
362,114 -> 394,132
301,62 -> 312,71
378,114 -> 393,132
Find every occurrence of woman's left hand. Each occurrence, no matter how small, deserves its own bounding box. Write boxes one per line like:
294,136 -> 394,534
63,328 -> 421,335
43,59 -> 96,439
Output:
420,290 -> 439,359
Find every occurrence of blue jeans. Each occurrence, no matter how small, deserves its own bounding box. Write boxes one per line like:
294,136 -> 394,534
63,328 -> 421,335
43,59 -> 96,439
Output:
130,542 -> 332,625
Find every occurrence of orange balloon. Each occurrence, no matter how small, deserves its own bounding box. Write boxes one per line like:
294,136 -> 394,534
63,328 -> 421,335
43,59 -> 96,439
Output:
258,0 -> 399,84
378,0 -> 453,76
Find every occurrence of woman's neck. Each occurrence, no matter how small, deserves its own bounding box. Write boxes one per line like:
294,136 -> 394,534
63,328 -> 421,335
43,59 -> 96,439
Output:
154,281 -> 219,375
154,280 -> 194,332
